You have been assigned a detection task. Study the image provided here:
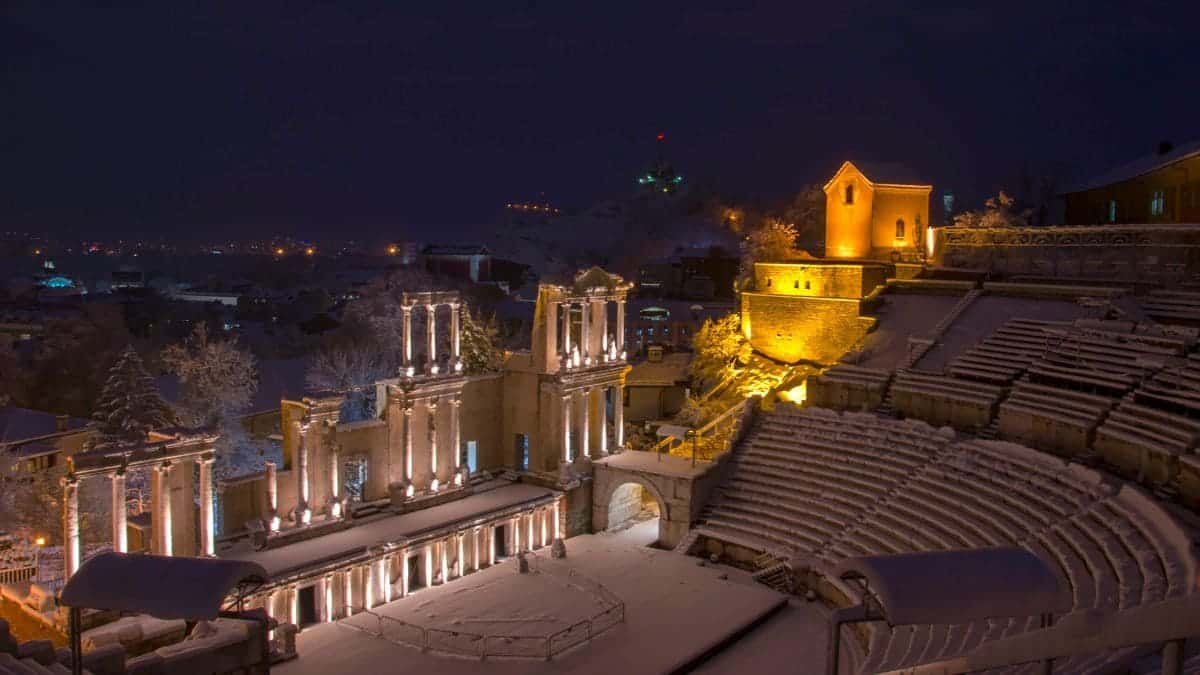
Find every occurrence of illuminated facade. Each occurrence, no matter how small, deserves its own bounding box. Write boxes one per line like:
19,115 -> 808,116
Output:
823,160 -> 931,260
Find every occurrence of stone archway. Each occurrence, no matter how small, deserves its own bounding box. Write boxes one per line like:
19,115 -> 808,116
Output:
603,480 -> 665,546
591,463 -> 699,550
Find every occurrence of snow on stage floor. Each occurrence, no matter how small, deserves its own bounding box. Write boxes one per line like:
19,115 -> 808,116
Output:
280,530 -> 788,674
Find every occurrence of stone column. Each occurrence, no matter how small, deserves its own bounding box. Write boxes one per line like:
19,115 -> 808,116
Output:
450,396 -> 463,486
580,301 -> 590,360
289,586 -> 299,626
545,300 -> 559,366
614,383 -> 625,450
366,558 -> 378,608
297,424 -> 311,524
400,549 -> 410,596
426,303 -> 438,374
111,469 -> 127,553
322,575 -> 333,622
328,443 -> 342,518
554,497 -> 562,539
423,544 -> 434,589
526,512 -> 534,550
265,461 -> 279,531
562,393 -> 572,463
487,525 -> 496,565
579,387 -> 591,458
450,302 -> 461,361
472,527 -> 481,572
598,386 -> 609,456
153,462 -> 173,556
63,475 -> 80,583
428,398 -> 440,492
401,305 -> 413,368
561,302 -> 572,357
616,299 -> 626,354
344,568 -> 354,615
456,532 -> 465,577
199,456 -> 215,556
382,556 -> 392,603
439,539 -> 449,584
512,516 -> 521,553
594,299 -> 608,356
403,404 -> 414,496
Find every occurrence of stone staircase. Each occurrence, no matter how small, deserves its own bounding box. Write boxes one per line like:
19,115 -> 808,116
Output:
751,561 -> 794,594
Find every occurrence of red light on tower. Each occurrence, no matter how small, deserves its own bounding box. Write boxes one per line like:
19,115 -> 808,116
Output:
656,133 -> 665,141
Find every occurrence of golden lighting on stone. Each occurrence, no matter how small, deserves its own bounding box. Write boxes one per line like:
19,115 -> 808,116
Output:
778,381 -> 807,404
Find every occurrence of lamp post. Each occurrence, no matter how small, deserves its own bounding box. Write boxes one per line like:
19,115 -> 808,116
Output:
686,429 -> 698,467
33,536 -> 46,584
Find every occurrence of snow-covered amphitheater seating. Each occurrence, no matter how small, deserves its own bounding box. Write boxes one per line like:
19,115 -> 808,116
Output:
805,364 -> 892,411
1142,290 -> 1200,325
998,380 -> 1113,458
947,319 -> 1069,384
889,370 -> 1004,432
692,406 -> 1199,674
1025,328 -> 1182,396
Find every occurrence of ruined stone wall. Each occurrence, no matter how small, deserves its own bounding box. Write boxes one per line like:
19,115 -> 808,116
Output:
461,374 -> 503,471
932,224 -> 1200,282
741,292 -> 874,364
753,262 -> 884,299
501,369 -> 543,469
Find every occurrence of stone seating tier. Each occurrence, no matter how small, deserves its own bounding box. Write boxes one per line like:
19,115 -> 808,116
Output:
694,407 -> 1197,675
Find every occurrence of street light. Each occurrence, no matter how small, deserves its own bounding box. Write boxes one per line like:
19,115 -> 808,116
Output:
685,429 -> 698,467
34,536 -> 46,584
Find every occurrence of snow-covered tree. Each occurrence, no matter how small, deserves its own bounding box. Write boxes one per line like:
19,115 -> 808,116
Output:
161,324 -> 258,429
689,313 -> 752,392
306,344 -> 395,422
737,220 -> 811,290
161,324 -> 258,479
459,307 -> 504,374
91,345 -> 174,447
953,191 -> 1031,229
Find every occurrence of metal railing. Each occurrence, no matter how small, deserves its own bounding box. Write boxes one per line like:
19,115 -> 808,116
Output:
649,398 -> 750,464
0,565 -> 36,585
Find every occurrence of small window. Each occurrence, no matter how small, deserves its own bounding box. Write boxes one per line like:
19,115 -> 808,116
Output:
844,184 -> 855,205
895,218 -> 906,239
804,280 -> 811,290
766,278 -> 773,287
1107,199 -> 1117,223
1151,190 -> 1165,216
793,280 -> 799,289
465,441 -> 478,474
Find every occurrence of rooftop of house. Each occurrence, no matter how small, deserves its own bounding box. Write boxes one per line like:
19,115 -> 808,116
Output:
625,352 -> 692,387
0,406 -> 90,445
1064,138 -> 1200,194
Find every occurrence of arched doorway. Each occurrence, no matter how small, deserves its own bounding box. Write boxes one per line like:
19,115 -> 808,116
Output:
605,481 -> 663,547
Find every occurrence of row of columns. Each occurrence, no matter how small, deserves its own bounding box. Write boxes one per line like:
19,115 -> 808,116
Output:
261,499 -> 563,627
561,384 -> 624,462
63,455 -> 216,585
399,395 -> 464,498
401,302 -> 462,375
547,298 -> 626,369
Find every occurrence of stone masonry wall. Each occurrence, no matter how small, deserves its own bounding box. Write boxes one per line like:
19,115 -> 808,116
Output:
742,292 -> 874,364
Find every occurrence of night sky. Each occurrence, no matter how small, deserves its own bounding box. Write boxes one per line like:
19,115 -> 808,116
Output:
3,2 -> 1198,240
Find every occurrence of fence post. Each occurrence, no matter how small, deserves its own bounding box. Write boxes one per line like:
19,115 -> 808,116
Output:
1162,639 -> 1184,675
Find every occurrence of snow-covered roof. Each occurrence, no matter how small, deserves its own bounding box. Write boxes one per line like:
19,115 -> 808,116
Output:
834,548 -> 1071,626
1064,138 -> 1200,194
61,553 -> 268,621
626,353 -> 691,386
0,406 -> 89,445
824,160 -> 929,190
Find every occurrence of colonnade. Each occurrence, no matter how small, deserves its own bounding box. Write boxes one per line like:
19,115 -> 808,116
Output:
400,301 -> 462,376
62,454 -> 216,585
260,498 -> 563,628
545,297 -> 626,370
561,383 -> 625,462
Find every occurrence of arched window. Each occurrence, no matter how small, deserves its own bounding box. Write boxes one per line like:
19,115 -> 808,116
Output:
895,218 -> 906,239
844,184 -> 855,205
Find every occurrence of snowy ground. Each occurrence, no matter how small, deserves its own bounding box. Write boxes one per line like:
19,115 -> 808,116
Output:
916,295 -> 1092,371
280,531 -> 786,675
859,292 -> 962,370
692,597 -> 859,675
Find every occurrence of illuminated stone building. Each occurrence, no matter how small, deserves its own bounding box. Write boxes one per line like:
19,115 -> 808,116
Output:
1063,139 -> 1200,225
823,160 -> 931,261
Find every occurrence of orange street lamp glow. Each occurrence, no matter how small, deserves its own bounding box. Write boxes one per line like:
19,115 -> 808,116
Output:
275,247 -> 285,256
35,536 -> 46,547
305,247 -> 315,256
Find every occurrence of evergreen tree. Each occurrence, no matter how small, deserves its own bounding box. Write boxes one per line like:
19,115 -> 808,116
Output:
92,345 -> 173,447
459,307 -> 504,374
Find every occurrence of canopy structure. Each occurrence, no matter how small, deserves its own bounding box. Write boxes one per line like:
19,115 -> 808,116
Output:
834,547 -> 1071,626
60,553 -> 269,621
